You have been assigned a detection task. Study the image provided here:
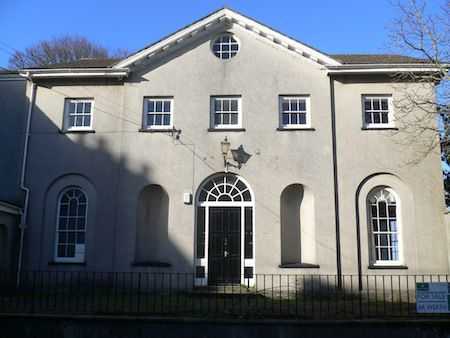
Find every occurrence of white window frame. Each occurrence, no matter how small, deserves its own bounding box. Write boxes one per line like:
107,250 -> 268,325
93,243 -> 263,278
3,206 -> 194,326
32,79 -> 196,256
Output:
54,187 -> 88,263
362,95 -> 394,129
210,96 -> 242,129
143,97 -> 174,130
367,187 -> 403,266
279,95 -> 311,129
64,98 -> 94,131
210,33 -> 240,60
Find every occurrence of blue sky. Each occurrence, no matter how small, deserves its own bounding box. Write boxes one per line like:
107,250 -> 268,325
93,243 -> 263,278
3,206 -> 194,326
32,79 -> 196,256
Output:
0,0 -> 443,68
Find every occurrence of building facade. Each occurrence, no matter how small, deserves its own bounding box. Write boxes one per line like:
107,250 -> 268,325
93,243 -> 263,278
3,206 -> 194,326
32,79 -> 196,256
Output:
1,8 -> 448,285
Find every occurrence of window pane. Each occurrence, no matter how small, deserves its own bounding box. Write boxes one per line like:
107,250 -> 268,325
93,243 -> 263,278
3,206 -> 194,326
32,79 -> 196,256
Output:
231,113 -> 238,124
291,114 -> 298,124
155,101 -> 163,112
372,219 -> 378,231
389,220 -> 397,232
282,113 -> 289,125
373,114 -> 380,123
223,100 -> 229,111
223,114 -> 230,124
381,99 -> 388,110
147,114 -> 154,126
215,99 -> 221,111
58,232 -> 67,244
373,100 -> 380,110
75,117 -> 83,127
68,218 -> 76,230
365,113 -> 372,124
68,232 -> 76,244
214,113 -> 221,124
163,101 -> 170,112
231,44 -> 238,51
223,52 -> 230,59
163,114 -> 170,125
69,102 -> 76,114
76,103 -> 83,113
58,245 -> 65,257
230,99 -> 238,111
77,218 -> 85,230
83,116 -> 91,127
298,100 -> 306,111
84,102 -> 91,112
364,100 -> 371,110
379,202 -> 387,217
291,101 -> 298,111
78,204 -> 86,216
380,234 -> 388,246
380,248 -> 389,260
67,245 -> 75,257
379,219 -> 388,231
388,205 -> 396,217
381,113 -> 388,123
282,100 -> 289,112
298,113 -> 306,124
148,101 -> 155,112
155,114 -> 162,125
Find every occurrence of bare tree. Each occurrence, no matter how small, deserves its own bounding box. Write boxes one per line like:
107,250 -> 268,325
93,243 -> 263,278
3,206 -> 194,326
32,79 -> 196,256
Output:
387,0 -> 449,202
8,35 -> 129,69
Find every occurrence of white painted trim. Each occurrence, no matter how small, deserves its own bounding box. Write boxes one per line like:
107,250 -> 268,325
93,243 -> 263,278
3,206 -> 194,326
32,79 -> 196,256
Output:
279,95 -> 312,129
142,97 -> 174,130
113,8 -> 340,69
19,69 -> 129,79
210,96 -> 242,129
327,65 -> 444,75
0,201 -> 21,215
362,95 -> 395,129
63,98 -> 94,132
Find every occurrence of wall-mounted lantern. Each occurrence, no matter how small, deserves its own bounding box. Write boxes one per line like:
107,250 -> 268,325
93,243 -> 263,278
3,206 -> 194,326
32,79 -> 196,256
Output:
220,136 -> 251,172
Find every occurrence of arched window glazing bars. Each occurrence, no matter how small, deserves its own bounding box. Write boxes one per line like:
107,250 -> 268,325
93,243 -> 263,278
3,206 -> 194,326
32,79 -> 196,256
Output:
55,187 -> 87,262
198,174 -> 252,203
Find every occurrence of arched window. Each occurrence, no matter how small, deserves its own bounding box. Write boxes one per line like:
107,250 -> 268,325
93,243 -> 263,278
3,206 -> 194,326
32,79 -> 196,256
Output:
135,185 -> 169,264
368,187 -> 400,264
280,184 -> 316,266
55,188 -> 87,262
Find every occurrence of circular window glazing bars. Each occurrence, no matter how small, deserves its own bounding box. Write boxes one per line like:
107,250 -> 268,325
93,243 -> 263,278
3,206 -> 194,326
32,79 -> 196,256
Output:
211,34 -> 240,59
198,174 -> 251,202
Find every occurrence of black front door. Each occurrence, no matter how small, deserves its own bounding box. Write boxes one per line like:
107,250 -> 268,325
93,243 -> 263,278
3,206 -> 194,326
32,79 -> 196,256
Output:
208,207 -> 241,284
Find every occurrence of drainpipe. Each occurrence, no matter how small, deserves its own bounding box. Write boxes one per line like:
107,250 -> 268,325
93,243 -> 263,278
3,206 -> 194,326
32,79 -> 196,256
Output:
329,77 -> 342,289
17,74 -> 36,287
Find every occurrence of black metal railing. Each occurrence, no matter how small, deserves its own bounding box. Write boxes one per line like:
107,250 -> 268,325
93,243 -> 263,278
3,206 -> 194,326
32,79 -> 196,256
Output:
0,271 -> 448,319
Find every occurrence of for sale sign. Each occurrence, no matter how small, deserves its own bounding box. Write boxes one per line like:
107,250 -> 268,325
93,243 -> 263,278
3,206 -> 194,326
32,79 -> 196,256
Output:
416,282 -> 450,313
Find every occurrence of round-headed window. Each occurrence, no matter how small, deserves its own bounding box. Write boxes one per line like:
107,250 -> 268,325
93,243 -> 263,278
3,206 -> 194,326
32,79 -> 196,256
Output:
211,34 -> 240,59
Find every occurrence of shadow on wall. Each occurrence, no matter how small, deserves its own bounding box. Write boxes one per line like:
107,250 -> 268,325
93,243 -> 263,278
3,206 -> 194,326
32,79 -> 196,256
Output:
21,80 -> 192,274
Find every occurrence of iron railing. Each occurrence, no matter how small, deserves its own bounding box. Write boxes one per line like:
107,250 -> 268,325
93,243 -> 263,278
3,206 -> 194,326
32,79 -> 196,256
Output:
0,271 -> 449,319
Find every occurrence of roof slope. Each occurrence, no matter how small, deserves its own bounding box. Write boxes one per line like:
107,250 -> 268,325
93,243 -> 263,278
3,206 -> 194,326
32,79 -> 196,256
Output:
330,54 -> 427,64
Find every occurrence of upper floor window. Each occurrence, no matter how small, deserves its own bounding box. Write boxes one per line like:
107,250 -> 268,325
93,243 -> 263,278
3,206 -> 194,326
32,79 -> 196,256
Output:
210,96 -> 242,129
279,96 -> 311,129
363,95 -> 394,128
64,99 -> 93,131
144,97 -> 173,129
211,34 -> 240,59
55,188 -> 87,262
368,187 -> 401,265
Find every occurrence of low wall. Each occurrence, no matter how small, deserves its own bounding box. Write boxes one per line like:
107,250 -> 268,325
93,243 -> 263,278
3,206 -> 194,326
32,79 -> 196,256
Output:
1,314 -> 450,338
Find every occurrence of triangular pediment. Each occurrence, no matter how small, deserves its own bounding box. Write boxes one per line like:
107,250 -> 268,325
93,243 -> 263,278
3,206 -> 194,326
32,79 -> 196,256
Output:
113,7 -> 341,70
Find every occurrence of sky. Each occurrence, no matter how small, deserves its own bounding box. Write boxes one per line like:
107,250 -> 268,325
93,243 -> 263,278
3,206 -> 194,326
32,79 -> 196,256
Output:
0,0 -> 442,69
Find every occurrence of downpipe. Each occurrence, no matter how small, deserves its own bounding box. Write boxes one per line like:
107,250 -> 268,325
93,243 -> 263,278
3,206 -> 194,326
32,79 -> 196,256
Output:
17,74 -> 36,287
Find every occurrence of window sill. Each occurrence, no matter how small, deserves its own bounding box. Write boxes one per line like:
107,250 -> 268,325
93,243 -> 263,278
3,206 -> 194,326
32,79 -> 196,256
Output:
361,127 -> 399,131
48,261 -> 86,266
207,128 -> 246,132
59,129 -> 95,134
368,265 -> 408,270
139,128 -> 174,133
277,127 -> 315,131
279,263 -> 320,269
132,261 -> 171,267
